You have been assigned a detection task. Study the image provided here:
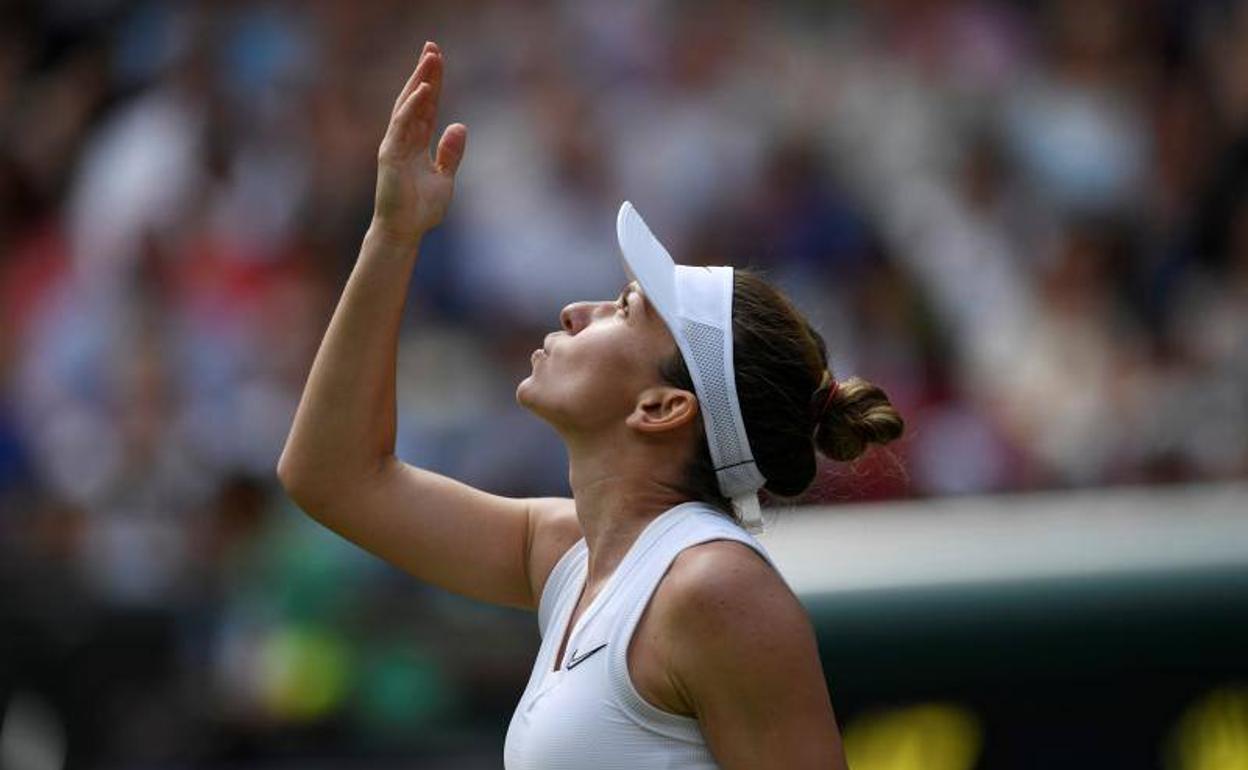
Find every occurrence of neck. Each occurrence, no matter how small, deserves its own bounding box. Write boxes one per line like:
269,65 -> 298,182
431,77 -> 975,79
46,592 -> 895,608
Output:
564,430 -> 690,589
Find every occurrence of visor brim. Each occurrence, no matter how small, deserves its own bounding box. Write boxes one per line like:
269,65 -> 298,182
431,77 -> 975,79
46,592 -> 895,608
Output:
616,201 -> 681,332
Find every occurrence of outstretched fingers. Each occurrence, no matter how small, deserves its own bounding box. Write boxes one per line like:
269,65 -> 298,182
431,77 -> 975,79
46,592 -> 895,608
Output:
381,41 -> 462,173
391,41 -> 439,117
392,75 -> 438,155
425,43 -> 444,109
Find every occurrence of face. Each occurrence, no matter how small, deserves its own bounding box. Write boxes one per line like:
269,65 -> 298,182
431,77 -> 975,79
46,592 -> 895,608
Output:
516,281 -> 685,436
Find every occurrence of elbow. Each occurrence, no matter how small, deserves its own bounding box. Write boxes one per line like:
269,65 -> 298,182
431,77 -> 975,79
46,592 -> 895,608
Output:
275,451 -> 298,495
276,445 -> 387,514
275,441 -> 300,491
275,447 -> 322,511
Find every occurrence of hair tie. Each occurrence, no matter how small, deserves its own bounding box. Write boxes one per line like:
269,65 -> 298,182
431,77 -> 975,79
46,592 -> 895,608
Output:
814,373 -> 840,424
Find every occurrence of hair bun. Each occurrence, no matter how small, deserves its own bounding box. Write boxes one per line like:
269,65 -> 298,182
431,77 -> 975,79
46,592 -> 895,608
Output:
812,375 -> 904,462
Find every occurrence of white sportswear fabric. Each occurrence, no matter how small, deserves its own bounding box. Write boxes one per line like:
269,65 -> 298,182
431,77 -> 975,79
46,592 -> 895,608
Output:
503,501 -> 777,770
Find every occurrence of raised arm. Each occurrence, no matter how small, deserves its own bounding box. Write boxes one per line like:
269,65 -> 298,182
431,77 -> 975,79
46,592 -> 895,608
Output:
276,41 -> 580,610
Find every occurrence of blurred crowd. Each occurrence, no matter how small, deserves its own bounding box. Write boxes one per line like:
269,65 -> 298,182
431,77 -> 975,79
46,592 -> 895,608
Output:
2,0 -> 1246,765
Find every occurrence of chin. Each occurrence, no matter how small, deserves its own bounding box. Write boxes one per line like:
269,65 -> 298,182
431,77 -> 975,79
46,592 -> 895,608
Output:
516,380 -> 570,434
515,376 -> 534,408
515,375 -> 544,414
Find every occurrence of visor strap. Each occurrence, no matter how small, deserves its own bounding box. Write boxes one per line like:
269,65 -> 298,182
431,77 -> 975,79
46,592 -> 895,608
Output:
731,492 -> 764,533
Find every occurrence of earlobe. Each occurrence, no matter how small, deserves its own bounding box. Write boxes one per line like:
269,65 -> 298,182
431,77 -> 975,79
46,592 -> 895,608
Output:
626,387 -> 698,434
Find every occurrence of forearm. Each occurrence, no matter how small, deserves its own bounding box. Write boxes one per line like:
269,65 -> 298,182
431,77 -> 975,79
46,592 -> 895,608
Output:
277,223 -> 420,503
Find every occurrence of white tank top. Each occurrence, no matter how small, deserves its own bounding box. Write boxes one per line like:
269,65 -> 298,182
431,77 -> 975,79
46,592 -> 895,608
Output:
503,501 -> 777,770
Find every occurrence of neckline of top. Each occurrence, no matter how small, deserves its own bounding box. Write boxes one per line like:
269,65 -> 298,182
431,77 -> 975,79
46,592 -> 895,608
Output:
553,500 -> 710,671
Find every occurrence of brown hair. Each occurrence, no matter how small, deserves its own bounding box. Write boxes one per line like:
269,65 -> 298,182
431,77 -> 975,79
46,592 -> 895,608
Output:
657,268 -> 904,519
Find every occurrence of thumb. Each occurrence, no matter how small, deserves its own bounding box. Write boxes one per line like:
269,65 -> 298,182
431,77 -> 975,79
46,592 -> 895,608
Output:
435,123 -> 468,176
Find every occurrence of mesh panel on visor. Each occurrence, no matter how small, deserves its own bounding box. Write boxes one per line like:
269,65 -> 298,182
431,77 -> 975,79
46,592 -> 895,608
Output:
682,319 -> 742,463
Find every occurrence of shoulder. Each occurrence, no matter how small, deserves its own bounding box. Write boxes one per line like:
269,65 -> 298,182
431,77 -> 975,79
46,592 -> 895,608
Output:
648,539 -> 845,766
656,539 -> 808,650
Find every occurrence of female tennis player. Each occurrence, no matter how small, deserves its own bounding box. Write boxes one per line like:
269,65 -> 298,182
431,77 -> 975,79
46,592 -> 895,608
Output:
278,42 -> 902,769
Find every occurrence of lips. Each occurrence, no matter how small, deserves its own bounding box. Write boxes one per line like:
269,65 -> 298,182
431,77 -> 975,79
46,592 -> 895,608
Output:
543,333 -> 559,354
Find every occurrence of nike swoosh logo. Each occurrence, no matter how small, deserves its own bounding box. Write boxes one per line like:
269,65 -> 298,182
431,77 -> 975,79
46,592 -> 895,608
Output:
565,643 -> 607,670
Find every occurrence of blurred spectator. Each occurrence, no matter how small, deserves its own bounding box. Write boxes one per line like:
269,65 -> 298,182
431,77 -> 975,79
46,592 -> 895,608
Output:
1,0 -> 1246,764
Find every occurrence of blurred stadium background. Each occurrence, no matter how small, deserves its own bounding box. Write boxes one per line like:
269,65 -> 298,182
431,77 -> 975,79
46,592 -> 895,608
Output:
1,0 -> 1246,768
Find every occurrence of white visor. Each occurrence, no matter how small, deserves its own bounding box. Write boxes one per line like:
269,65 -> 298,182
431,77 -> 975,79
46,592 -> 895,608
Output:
616,201 -> 767,532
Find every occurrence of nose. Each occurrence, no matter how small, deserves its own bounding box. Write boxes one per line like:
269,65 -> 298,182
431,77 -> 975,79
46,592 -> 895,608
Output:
558,303 -> 579,334
559,301 -> 602,335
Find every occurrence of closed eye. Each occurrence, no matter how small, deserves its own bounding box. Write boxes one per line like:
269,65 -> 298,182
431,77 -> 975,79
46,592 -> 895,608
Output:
616,284 -> 634,316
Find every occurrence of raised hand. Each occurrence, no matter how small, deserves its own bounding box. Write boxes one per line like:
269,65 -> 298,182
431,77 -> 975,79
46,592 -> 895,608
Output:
372,41 -> 467,245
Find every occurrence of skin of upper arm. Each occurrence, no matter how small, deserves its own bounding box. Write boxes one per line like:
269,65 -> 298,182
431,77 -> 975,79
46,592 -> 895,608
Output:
661,542 -> 848,770
300,456 -> 578,610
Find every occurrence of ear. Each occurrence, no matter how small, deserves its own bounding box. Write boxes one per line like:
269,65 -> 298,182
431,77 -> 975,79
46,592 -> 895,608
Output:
625,386 -> 698,435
